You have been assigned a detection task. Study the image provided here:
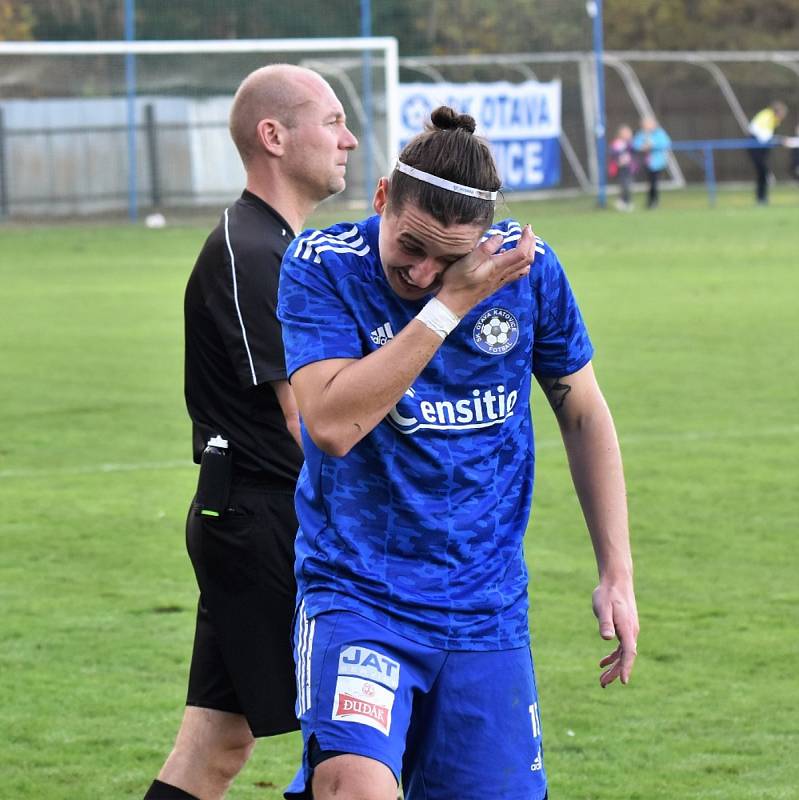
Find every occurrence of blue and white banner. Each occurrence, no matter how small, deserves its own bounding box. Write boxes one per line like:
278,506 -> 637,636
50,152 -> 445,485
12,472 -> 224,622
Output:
398,81 -> 561,191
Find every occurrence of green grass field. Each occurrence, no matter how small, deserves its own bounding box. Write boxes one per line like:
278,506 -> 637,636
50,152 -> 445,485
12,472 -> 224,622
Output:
1,187 -> 798,799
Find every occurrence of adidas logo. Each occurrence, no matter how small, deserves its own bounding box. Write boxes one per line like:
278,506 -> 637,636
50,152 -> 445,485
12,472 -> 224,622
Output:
370,322 -> 394,346
530,751 -> 543,772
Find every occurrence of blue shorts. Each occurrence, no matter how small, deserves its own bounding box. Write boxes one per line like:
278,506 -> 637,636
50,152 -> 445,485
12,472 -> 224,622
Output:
284,605 -> 547,800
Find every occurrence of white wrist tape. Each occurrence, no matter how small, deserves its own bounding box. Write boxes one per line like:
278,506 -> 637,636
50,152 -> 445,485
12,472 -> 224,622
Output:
415,297 -> 461,340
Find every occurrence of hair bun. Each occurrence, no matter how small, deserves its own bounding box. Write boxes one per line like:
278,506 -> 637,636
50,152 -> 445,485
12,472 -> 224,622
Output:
430,106 -> 476,134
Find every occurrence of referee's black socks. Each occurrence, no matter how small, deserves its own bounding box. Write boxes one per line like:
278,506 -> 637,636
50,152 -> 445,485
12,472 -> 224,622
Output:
143,780 -> 200,800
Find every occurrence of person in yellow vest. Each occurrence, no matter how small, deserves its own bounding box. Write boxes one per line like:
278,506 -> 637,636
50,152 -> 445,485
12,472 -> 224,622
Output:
747,100 -> 788,205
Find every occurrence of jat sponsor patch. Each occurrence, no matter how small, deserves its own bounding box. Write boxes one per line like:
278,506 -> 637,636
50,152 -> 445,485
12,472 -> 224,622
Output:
338,645 -> 400,690
332,675 -> 395,735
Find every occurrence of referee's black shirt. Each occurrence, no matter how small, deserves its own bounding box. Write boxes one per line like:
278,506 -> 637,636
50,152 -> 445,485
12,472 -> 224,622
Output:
184,190 -> 302,485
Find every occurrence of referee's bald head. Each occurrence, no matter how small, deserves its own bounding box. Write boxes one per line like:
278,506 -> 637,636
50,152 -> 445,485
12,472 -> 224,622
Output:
229,64 -> 334,167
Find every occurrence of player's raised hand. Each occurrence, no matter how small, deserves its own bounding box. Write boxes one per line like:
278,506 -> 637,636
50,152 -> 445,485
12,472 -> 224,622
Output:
592,579 -> 639,687
437,224 -> 535,318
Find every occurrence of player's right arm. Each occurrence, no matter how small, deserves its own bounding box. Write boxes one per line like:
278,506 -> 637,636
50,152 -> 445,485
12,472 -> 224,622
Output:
290,332 -> 441,457
286,227 -> 534,457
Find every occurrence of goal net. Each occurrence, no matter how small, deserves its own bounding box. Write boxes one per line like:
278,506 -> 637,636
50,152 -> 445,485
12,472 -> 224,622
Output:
0,38 -> 399,218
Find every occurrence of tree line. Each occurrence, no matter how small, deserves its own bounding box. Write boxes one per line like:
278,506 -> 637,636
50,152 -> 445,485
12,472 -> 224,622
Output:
2,0 -> 798,52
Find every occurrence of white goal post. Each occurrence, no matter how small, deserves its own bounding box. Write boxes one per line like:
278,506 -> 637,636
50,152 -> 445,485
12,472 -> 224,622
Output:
0,37 -> 399,218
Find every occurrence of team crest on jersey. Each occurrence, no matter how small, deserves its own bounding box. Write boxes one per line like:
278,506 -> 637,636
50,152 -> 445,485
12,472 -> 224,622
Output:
473,307 -> 519,355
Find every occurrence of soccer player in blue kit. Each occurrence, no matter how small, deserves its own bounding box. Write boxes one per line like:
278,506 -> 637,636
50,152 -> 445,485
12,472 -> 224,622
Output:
278,106 -> 639,800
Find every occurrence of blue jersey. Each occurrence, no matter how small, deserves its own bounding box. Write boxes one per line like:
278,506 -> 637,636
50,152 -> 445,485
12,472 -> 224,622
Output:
278,215 -> 593,650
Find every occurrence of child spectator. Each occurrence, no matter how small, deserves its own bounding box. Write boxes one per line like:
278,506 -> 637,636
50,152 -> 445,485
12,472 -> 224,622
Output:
609,124 -> 635,211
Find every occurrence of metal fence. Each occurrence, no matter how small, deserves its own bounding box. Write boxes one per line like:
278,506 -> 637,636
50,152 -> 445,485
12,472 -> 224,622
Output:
1,46 -> 798,219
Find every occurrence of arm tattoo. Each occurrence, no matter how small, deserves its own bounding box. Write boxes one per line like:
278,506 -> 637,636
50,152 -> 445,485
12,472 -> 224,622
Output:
544,377 -> 571,411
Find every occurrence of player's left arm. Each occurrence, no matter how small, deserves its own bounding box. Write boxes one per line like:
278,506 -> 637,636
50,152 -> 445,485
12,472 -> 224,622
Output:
536,361 -> 639,687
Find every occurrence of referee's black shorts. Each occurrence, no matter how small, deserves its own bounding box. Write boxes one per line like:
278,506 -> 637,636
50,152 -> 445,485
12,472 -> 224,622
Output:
185,474 -> 299,737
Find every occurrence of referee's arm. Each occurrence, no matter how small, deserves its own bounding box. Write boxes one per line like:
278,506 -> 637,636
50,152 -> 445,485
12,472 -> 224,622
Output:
270,379 -> 302,450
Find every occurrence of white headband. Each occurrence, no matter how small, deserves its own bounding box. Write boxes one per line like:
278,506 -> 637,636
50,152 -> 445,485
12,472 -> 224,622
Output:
395,161 -> 498,201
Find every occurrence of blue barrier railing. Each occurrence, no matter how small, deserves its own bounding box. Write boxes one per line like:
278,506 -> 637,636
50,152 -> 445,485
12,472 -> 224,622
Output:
669,137 -> 785,206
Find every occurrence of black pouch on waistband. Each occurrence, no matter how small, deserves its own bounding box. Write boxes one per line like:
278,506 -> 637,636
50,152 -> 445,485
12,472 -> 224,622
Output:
195,436 -> 232,517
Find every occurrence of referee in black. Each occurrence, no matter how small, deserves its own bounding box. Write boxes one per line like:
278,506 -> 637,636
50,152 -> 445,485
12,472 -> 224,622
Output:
144,64 -> 357,800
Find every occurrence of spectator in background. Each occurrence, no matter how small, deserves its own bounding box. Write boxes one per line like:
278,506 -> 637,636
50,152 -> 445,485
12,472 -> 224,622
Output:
633,116 -> 671,209
609,124 -> 635,212
747,100 -> 788,204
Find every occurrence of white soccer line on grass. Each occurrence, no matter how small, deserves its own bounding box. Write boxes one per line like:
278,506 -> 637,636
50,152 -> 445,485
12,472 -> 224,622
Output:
0,459 -> 191,479
1,424 -> 797,479
536,423 -> 799,449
